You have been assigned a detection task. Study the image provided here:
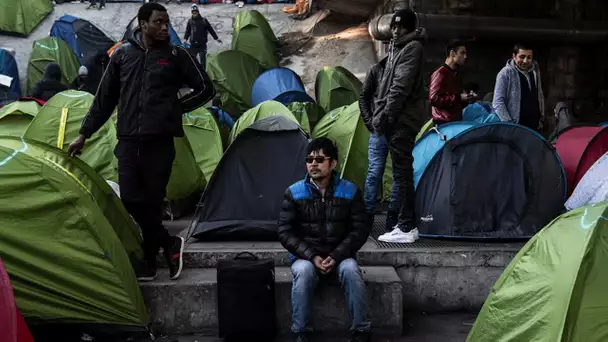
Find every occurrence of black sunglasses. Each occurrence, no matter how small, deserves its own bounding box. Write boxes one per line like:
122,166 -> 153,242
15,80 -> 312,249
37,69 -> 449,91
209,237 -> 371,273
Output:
306,156 -> 331,164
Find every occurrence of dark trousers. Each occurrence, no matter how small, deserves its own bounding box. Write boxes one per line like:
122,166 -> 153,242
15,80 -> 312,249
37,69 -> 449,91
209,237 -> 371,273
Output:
188,46 -> 207,69
115,138 -> 175,266
386,126 -> 416,230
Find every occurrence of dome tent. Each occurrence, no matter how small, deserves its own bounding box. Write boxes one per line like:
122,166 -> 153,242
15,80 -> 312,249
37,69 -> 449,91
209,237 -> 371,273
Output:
315,66 -> 362,113
230,100 -> 306,141
251,68 -> 314,107
0,99 -> 41,137
183,108 -> 224,182
26,37 -> 81,94
232,10 -> 278,69
416,122 -> 566,239
0,0 -> 52,37
50,15 -> 116,65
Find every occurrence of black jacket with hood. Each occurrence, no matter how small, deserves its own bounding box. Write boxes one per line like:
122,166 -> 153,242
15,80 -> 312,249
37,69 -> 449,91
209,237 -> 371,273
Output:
80,29 -> 215,140
31,63 -> 68,101
184,16 -> 218,49
359,59 -> 386,132
372,28 -> 427,135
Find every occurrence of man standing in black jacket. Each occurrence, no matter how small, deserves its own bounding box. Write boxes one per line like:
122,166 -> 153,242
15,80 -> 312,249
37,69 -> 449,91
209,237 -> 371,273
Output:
68,3 -> 215,281
184,5 -> 222,68
278,138 -> 371,342
372,9 -> 426,232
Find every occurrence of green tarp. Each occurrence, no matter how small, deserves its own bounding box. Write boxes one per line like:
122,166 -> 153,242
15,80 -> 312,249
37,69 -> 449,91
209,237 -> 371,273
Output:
311,102 -> 369,190
23,90 -> 118,182
288,101 -> 324,131
183,108 -> 223,182
467,202 -> 608,342
315,66 -> 362,114
232,10 -> 278,69
0,100 -> 41,137
0,0 -> 52,37
206,50 -> 265,117
0,136 -> 147,329
26,37 -> 81,94
230,100 -> 302,142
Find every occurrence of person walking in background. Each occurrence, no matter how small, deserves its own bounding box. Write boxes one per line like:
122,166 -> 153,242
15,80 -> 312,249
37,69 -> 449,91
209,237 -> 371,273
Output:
371,9 -> 426,232
31,63 -> 68,101
278,138 -> 372,342
184,5 -> 222,68
493,44 -> 545,131
68,3 -> 215,281
87,0 -> 105,10
70,66 -> 89,92
429,39 -> 477,126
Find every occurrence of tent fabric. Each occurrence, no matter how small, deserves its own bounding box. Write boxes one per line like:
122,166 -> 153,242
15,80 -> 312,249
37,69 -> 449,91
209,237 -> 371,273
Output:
416,123 -> 566,238
415,119 -> 434,142
0,137 -> 147,330
0,0 -> 52,37
183,108 -> 224,182
315,66 -> 362,113
22,90 -> 118,182
0,49 -> 21,98
565,153 -> 608,210
462,103 -> 501,124
0,99 -> 41,137
123,16 -> 183,47
251,68 -> 314,107
288,101 -> 324,129
467,202 -> 608,342
0,258 -> 34,342
230,100 -> 302,142
50,15 -> 115,65
190,115 -> 308,241
232,10 -> 278,69
26,37 -> 81,94
166,136 -> 206,201
554,126 -> 608,195
206,50 -> 265,117
311,102 -> 368,190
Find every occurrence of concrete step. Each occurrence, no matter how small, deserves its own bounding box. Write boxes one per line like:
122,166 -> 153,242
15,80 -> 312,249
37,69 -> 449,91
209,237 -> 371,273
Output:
141,267 -> 403,336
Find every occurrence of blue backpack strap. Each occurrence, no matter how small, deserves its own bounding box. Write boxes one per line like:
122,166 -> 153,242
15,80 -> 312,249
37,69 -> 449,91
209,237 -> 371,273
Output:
289,180 -> 312,201
333,179 -> 358,200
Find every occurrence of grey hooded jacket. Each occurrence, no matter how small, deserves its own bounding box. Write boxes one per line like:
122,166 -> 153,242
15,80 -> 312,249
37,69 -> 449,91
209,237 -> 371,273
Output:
493,59 -> 545,124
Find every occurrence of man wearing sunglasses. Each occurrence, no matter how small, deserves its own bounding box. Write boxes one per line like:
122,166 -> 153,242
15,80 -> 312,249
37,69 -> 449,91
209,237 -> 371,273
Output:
278,138 -> 372,342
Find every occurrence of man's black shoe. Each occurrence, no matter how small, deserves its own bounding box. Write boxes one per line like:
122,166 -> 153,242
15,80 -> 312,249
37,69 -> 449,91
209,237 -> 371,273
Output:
164,236 -> 184,280
349,330 -> 371,342
294,333 -> 309,342
135,262 -> 157,282
385,210 -> 398,232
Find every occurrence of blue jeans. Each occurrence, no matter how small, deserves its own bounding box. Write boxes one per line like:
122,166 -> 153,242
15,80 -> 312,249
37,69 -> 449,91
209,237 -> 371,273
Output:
290,258 -> 371,333
364,133 -> 399,213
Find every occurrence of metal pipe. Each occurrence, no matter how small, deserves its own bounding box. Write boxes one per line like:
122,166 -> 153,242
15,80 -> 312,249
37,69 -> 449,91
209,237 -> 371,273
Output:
369,12 -> 608,43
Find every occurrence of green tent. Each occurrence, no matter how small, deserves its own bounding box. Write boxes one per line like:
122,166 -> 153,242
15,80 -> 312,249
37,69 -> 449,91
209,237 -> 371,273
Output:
416,118 -> 434,142
315,66 -> 363,114
0,100 -> 41,137
311,102 -> 369,190
232,10 -> 278,69
0,137 -> 147,330
206,50 -> 265,118
183,108 -> 223,182
467,202 -> 608,342
26,37 -> 81,94
23,90 -> 118,182
230,100 -> 302,142
288,101 -> 324,131
166,136 -> 206,202
0,0 -> 52,37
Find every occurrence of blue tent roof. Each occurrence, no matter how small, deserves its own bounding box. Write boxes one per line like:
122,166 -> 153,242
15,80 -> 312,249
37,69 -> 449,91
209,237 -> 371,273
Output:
463,102 -> 501,124
251,67 -> 314,107
50,15 -> 116,65
413,122 -> 476,188
601,122 -> 608,127
50,15 -> 82,63
0,49 -> 21,98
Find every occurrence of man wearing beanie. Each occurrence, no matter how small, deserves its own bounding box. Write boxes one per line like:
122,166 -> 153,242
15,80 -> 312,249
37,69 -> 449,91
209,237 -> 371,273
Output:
371,8 -> 426,233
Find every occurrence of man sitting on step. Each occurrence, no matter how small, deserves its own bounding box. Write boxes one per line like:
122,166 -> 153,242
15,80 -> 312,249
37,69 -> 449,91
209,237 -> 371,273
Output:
278,138 -> 372,342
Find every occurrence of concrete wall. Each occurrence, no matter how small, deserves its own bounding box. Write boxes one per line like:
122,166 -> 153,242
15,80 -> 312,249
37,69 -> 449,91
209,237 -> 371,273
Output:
371,0 -> 608,130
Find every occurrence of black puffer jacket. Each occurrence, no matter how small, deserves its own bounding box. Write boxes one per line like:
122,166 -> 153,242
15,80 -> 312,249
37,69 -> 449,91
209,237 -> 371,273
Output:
278,174 -> 370,263
372,28 -> 427,135
80,29 -> 215,139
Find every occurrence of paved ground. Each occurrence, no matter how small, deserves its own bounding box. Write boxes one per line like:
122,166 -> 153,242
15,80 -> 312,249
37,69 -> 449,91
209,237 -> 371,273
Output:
141,312 -> 476,342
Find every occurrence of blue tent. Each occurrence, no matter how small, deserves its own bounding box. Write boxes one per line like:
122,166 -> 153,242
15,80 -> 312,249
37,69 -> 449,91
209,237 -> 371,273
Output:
601,122 -> 608,127
50,15 -> 115,65
123,16 -> 185,48
413,122 -> 475,189
0,49 -> 21,98
251,67 -> 314,107
463,102 -> 501,124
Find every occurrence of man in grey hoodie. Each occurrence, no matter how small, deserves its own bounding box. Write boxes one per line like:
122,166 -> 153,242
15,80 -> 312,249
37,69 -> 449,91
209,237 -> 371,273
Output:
372,9 -> 426,232
493,44 -> 545,131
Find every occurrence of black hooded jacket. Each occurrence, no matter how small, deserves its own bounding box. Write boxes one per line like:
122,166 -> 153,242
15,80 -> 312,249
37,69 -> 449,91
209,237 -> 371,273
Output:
80,29 -> 215,139
31,63 -> 68,101
184,16 -> 218,49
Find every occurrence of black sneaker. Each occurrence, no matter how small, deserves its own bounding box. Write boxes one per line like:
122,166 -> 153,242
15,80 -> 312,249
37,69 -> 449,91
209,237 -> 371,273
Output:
294,333 -> 309,342
135,262 -> 157,282
164,236 -> 184,280
98,5 -> 104,9
349,330 -> 371,342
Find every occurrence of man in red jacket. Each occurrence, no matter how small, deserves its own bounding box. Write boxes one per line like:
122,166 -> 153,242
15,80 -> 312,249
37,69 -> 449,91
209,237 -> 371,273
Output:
429,39 -> 476,125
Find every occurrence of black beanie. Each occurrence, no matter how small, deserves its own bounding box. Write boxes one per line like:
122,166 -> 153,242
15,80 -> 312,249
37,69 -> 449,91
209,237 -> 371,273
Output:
390,9 -> 417,33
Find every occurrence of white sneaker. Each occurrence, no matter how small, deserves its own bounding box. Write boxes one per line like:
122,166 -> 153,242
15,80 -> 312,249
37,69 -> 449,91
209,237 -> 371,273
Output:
378,226 -> 419,244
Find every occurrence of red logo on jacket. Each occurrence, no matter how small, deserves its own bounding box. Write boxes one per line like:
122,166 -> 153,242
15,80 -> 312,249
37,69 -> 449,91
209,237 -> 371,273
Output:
157,58 -> 169,66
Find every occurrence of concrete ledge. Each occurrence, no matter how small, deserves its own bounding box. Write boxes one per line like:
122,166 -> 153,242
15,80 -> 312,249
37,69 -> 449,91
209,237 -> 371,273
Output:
141,267 -> 403,336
